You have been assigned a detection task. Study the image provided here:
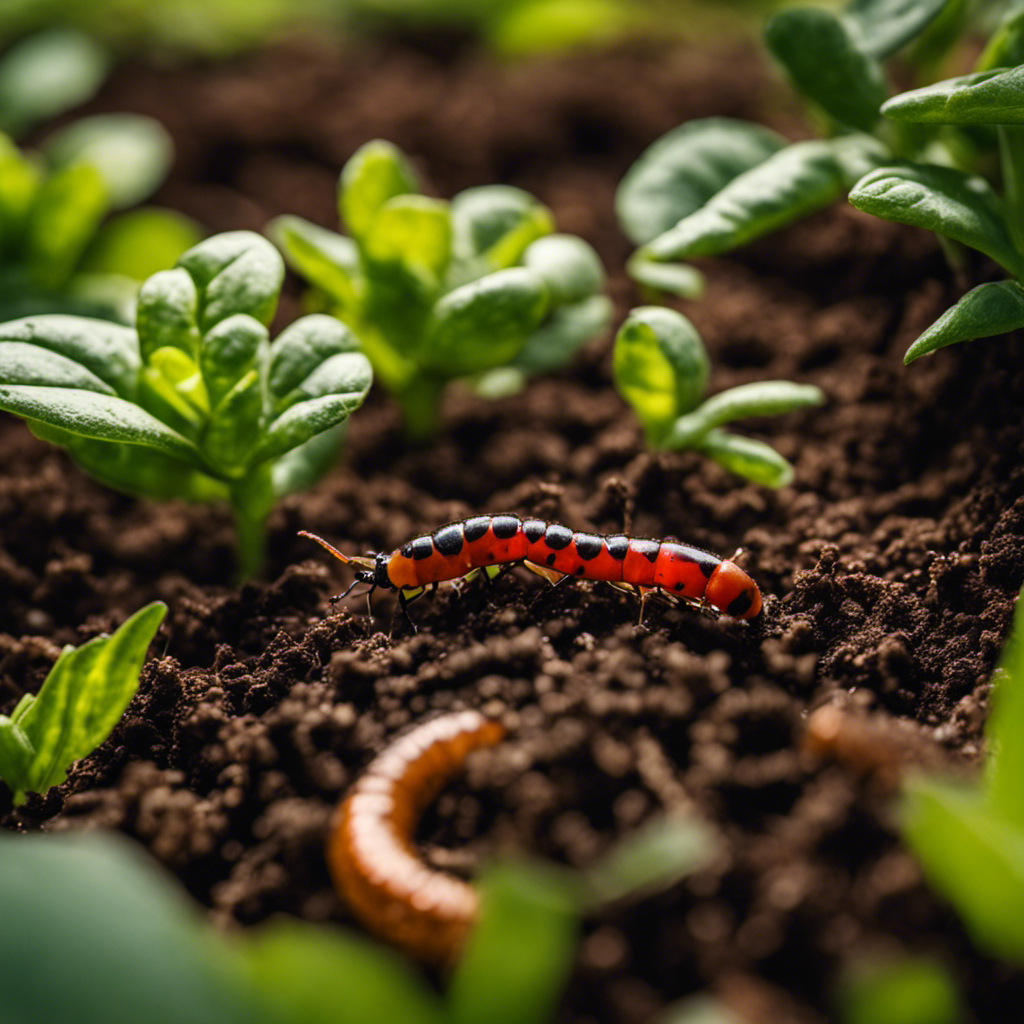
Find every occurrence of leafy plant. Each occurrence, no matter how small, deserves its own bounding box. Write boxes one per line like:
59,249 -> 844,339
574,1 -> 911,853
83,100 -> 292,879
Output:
270,139 -> 611,438
0,813 -> 714,1024
0,600 -> 166,805
901,585 -> 1024,963
614,306 -> 824,487
0,231 -> 373,579
0,111 -> 200,322
615,0 -> 961,297
848,42 -> 1024,361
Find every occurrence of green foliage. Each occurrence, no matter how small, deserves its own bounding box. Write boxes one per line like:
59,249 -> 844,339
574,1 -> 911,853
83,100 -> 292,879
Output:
0,601 -> 165,804
0,231 -> 373,578
0,813 -> 715,1024
614,306 -> 824,487
837,956 -> 964,1024
901,586 -> 1024,963
270,139 -> 611,437
615,0 -> 958,296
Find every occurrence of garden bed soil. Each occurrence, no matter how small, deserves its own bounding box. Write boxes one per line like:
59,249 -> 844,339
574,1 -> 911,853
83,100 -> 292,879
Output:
3,31 -> 1024,1024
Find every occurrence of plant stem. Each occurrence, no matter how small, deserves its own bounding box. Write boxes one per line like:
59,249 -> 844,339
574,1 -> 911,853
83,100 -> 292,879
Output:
230,465 -> 275,582
397,376 -> 445,441
999,125 -> 1024,259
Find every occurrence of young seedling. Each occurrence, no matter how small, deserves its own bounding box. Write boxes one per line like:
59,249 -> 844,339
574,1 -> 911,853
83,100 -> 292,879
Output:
615,0 -> 959,297
0,231 -> 373,579
0,601 -> 166,805
614,306 -> 824,487
0,111 -> 200,322
901,585 -> 1024,963
270,139 -> 611,438
847,32 -> 1024,361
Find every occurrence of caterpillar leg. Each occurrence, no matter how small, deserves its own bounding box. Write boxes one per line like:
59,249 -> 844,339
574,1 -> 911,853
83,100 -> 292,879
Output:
394,587 -> 426,636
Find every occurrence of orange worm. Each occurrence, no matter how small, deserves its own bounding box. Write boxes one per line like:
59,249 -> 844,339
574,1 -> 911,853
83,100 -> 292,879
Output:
327,710 -> 506,964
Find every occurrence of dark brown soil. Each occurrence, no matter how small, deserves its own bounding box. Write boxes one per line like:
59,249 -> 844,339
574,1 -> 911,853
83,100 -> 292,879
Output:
4,31 -> 1024,1024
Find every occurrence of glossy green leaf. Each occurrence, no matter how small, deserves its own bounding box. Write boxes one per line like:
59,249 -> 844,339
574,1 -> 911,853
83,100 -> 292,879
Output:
242,919 -> 445,1024
513,294 -> 611,375
0,340 -> 117,393
450,184 -> 554,270
614,306 -> 709,444
422,267 -> 549,375
200,313 -> 267,407
764,7 -> 888,132
0,384 -> 200,460
43,113 -> 173,209
904,280 -> 1024,362
902,776 -> 1024,963
177,231 -> 284,331
83,207 -> 203,282
849,163 -> 1024,278
266,314 -> 364,405
26,160 -> 109,291
0,830 -> 255,1024
665,380 -> 825,449
844,0 -> 952,59
522,234 -> 603,304
364,194 -> 452,288
693,429 -> 796,488
839,955 -> 963,1024
449,862 -> 578,1024
626,255 -> 705,299
204,369 -> 262,471
268,214 -> 360,310
881,67 -> 1024,125
0,30 -> 109,136
340,139 -> 419,240
644,137 -> 883,260
615,117 -> 786,245
137,267 -> 200,361
0,601 -> 165,802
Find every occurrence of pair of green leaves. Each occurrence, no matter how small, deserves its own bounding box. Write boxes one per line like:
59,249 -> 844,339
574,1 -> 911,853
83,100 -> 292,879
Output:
0,601 -> 166,805
902,586 -> 1024,964
271,139 -> 610,437
0,811 -> 714,1024
614,306 -> 824,488
615,0 -> 956,298
0,231 -> 373,578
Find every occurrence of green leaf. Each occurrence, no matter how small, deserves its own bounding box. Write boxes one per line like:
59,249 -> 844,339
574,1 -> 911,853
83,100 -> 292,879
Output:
904,280 -> 1024,362
0,30 -> 109,136
521,234 -> 604,304
614,306 -> 710,444
242,919 -> 445,1024
492,0 -> 640,56
849,162 -> 1024,278
340,139 -> 420,240
0,830 -> 255,1024
266,314 -> 364,406
693,429 -> 796,488
977,9 -> 1024,71
513,293 -> 611,375
844,0 -> 952,59
26,160 -> 109,291
449,862 -> 578,1024
137,267 -> 201,362
0,314 -> 140,395
83,207 -> 203,282
0,601 -> 165,801
267,214 -> 361,311
421,267 -> 549,375
204,369 -> 262,472
839,955 -> 963,1024
450,184 -> 554,270
615,117 -> 786,245
0,384 -> 201,461
0,715 -> 33,799
645,136 -> 886,261
364,194 -> 453,289
881,67 -> 1024,125
582,814 -> 716,908
902,775 -> 1024,963
0,133 -> 40,248
270,424 -> 346,498
664,380 -> 825,449
764,7 -> 888,133
626,255 -> 705,299
0,340 -> 117,393
177,231 -> 284,331
200,313 -> 267,407
43,113 -> 174,209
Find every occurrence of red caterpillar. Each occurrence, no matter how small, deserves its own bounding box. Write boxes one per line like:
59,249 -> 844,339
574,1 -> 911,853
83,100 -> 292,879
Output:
327,710 -> 506,964
300,512 -> 761,624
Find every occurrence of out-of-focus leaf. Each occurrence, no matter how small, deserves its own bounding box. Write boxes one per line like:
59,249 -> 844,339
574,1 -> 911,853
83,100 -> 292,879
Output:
522,234 -> 603,304
450,184 -> 553,271
977,8 -> 1024,71
364,194 -> 452,289
83,207 -> 203,281
340,139 -> 419,240
492,0 -> 640,56
268,215 -> 360,311
839,955 -> 963,1024
693,428 -> 796,488
844,0 -> 952,59
626,255 -> 705,299
985,588 -> 1024,831
513,293 -> 611,375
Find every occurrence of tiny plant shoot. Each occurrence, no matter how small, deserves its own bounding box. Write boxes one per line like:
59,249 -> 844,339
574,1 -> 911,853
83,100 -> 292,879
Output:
0,231 -> 373,579
614,306 -> 824,487
847,11 -> 1024,362
615,0 -> 958,296
270,139 -> 611,438
902,585 -> 1024,964
0,601 -> 166,805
